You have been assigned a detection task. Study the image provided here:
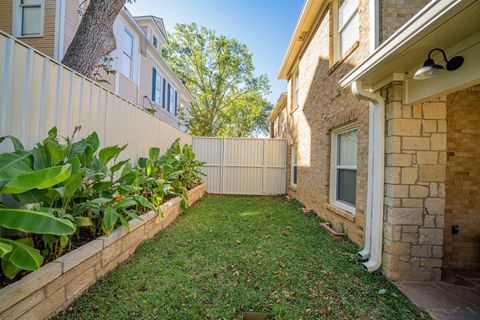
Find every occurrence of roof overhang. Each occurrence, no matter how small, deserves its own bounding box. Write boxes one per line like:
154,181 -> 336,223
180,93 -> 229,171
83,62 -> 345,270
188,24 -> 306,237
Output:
134,15 -> 169,44
278,0 -> 326,80
268,93 -> 288,123
339,0 -> 480,103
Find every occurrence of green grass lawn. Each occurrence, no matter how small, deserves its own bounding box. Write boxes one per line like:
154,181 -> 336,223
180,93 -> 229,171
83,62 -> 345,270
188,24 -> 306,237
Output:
56,195 -> 429,320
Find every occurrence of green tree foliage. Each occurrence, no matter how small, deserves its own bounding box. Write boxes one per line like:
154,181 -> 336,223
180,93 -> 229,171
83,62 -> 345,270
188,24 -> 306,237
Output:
163,23 -> 272,137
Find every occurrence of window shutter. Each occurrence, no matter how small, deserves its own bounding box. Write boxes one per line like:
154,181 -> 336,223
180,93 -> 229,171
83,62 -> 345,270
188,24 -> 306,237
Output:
174,91 -> 178,116
162,78 -> 166,108
167,83 -> 171,112
152,68 -> 156,102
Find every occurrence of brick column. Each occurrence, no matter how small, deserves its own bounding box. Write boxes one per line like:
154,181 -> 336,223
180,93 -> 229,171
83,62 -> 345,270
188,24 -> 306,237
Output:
381,82 -> 447,281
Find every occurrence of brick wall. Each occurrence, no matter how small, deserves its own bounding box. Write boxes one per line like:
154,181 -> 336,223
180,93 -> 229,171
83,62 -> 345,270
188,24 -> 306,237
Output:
285,2 -> 371,246
381,82 -> 447,281
379,0 -> 431,44
444,85 -> 480,269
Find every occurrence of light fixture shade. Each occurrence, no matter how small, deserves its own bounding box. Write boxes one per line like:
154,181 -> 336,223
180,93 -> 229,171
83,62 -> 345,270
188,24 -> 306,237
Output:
413,64 -> 445,80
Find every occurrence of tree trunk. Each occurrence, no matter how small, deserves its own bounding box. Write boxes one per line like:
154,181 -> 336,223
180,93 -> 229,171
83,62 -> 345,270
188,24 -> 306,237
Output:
62,0 -> 126,78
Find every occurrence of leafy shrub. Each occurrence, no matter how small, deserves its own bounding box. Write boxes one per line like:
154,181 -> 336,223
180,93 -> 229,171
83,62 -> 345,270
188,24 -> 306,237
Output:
0,128 -> 204,282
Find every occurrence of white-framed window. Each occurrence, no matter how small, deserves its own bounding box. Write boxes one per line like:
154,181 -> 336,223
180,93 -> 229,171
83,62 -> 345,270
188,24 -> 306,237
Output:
292,73 -> 299,111
152,68 -> 163,105
330,123 -> 357,213
169,85 -> 177,115
120,28 -> 134,79
291,145 -> 298,187
14,0 -> 45,37
335,0 -> 359,59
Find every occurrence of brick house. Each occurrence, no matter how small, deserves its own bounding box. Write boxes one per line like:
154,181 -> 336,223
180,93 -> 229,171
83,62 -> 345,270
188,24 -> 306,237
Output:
0,1 -> 193,131
272,0 -> 480,283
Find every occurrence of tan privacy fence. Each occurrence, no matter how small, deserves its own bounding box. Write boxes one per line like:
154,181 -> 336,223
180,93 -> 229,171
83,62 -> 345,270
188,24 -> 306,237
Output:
192,137 -> 287,195
0,30 -> 191,158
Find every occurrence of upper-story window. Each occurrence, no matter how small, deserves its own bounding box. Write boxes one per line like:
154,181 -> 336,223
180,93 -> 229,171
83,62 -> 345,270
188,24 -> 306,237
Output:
14,0 -> 44,37
152,35 -> 158,49
336,0 -> 359,59
291,145 -> 298,187
120,28 -> 134,80
152,68 -> 163,106
330,123 -> 357,213
168,84 -> 178,116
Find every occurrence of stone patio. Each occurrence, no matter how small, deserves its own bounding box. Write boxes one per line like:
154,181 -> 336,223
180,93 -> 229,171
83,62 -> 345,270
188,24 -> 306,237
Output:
396,269 -> 480,320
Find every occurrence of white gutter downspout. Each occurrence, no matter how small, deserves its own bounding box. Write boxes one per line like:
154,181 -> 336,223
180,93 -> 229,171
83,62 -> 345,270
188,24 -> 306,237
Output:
352,81 -> 385,272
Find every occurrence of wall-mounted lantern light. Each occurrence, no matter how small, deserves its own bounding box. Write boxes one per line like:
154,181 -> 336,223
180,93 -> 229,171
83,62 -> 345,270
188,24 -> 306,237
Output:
413,48 -> 464,80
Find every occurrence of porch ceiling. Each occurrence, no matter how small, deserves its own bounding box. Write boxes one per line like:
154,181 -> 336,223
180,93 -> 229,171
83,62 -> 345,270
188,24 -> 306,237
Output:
339,0 -> 480,89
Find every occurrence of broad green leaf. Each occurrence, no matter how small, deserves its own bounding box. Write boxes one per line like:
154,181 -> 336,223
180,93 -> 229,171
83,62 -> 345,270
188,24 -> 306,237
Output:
47,127 -> 58,139
88,198 -> 113,205
31,144 -> 49,170
75,216 -> 93,227
1,165 -> 71,194
63,170 -> 84,200
149,147 -> 160,160
0,209 -> 76,235
0,151 -> 33,180
137,157 -> 147,168
118,213 -> 129,229
0,241 -> 12,258
85,131 -> 100,152
113,198 -> 137,209
102,207 -> 118,235
134,195 -> 156,211
99,145 -> 127,167
15,189 -> 49,204
0,238 -> 43,273
2,253 -> 20,279
110,160 -> 130,175
92,181 -> 113,192
0,135 -> 25,152
126,210 -> 141,221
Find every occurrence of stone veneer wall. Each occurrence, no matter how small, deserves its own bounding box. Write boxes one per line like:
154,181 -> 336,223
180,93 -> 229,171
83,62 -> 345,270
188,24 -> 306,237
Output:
382,82 -> 447,281
444,85 -> 480,269
0,184 -> 206,320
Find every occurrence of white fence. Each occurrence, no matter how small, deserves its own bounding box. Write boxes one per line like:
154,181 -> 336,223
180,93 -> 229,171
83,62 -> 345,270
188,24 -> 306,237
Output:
0,30 -> 191,159
193,137 -> 287,195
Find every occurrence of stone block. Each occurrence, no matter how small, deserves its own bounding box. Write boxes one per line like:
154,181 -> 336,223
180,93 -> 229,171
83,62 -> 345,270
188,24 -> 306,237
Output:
420,258 -> 443,268
425,198 -> 445,215
102,240 -> 122,266
385,136 -> 401,153
423,102 -> 446,119
0,288 -> 46,320
100,226 -> 128,248
388,119 -> 421,136
385,184 -> 409,198
410,185 -> 429,198
402,137 -> 430,150
419,228 -> 443,245
402,198 -> 423,208
390,208 -> 423,225
0,261 -> 62,313
401,167 -> 418,184
419,165 -> 446,182
17,287 -> 65,320
424,215 -> 436,228
46,253 -> 100,297
431,133 -> 446,150
422,120 -> 437,133
66,266 -> 95,300
417,151 -> 438,165
55,239 -> 103,273
411,245 -> 432,258
387,153 -> 412,167
121,225 -> 145,252
413,104 -> 422,118
385,167 -> 401,184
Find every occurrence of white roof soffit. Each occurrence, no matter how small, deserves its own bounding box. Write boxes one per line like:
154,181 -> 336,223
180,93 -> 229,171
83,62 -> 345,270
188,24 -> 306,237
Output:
339,0 -> 480,89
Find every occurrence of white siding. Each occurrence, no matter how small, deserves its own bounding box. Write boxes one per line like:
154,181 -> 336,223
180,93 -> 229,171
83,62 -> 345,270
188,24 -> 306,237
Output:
0,31 -> 191,160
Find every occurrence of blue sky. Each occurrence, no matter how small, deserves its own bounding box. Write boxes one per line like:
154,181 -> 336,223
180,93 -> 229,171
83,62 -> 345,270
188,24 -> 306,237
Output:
126,0 -> 304,105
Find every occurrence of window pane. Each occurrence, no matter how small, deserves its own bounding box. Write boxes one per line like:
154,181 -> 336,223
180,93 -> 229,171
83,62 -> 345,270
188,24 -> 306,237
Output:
339,0 -> 358,29
22,0 -> 41,4
22,7 -> 41,35
123,30 -> 134,57
337,169 -> 356,205
155,73 -> 162,104
120,53 -> 131,78
293,166 -> 298,184
337,129 -> 357,166
169,86 -> 176,114
340,12 -> 359,56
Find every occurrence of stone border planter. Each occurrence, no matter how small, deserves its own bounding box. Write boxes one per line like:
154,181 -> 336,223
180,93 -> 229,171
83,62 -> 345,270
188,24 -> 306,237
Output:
0,183 -> 206,320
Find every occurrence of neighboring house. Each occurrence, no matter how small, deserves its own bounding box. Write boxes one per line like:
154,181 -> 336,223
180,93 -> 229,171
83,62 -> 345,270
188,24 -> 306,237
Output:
0,1 -> 193,131
275,0 -> 480,284
268,93 -> 288,139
